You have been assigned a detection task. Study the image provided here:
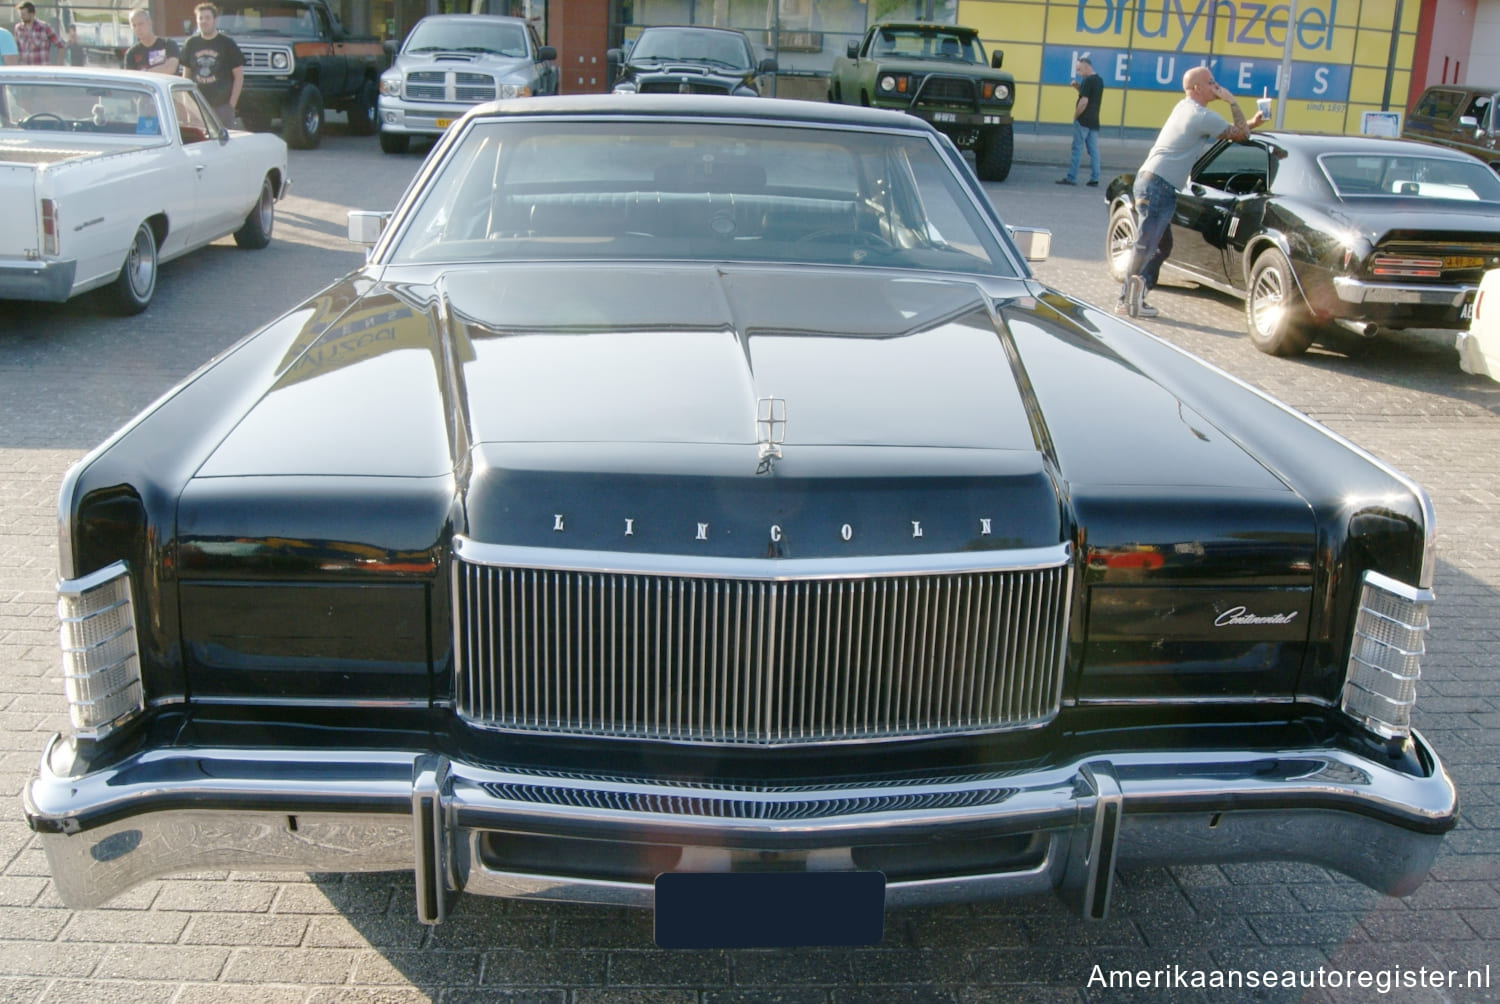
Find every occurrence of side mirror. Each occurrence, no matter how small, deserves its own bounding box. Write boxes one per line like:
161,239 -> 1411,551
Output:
991,51 -> 1004,69
383,39 -> 398,58
347,210 -> 390,246
1460,114 -> 1479,128
759,57 -> 776,75
537,45 -> 556,62
846,40 -> 859,59
1007,226 -> 1051,262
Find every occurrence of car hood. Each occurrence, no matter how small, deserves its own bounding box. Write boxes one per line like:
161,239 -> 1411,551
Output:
190,263 -> 1301,559
395,50 -> 534,73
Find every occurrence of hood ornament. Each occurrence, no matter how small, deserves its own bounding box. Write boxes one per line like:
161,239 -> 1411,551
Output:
756,397 -> 786,475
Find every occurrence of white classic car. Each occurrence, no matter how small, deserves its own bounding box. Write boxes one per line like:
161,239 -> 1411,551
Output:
1460,268 -> 1500,381
0,67 -> 289,314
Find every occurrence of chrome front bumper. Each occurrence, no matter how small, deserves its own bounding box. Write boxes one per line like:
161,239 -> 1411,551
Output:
24,734 -> 1456,925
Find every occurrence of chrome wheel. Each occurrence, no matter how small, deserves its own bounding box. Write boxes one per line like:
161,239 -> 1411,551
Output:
1106,205 -> 1136,282
109,222 -> 157,314
1244,249 -> 1315,356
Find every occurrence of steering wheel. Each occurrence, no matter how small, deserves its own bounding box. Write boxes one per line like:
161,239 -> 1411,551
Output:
796,228 -> 896,253
20,112 -> 68,131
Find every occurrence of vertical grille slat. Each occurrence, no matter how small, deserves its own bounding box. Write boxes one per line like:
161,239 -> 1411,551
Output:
454,557 -> 1070,745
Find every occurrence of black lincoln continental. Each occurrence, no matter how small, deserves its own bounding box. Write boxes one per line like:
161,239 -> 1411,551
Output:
26,95 -> 1456,949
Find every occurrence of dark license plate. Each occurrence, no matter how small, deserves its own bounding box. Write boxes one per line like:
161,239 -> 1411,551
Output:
654,871 -> 885,949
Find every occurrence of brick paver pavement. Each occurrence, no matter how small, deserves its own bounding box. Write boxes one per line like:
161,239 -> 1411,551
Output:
0,128 -> 1494,1002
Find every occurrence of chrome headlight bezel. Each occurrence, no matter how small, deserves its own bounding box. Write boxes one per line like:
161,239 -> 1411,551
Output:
379,72 -> 404,97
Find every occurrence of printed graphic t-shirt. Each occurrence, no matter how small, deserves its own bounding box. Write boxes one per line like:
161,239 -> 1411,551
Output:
125,36 -> 180,72
181,32 -> 244,106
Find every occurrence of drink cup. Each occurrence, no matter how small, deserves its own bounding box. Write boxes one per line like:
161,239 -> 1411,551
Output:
1257,96 -> 1273,117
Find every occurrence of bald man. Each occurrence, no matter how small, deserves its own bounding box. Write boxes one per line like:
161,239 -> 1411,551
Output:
1117,65 -> 1265,318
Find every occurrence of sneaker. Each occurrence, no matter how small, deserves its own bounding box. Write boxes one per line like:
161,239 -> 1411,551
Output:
1086,179 -> 1099,187
1055,178 -> 1076,185
1113,300 -> 1130,315
1135,299 -> 1159,318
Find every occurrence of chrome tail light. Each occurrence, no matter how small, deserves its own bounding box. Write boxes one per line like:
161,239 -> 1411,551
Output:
58,562 -> 144,740
1340,571 -> 1433,739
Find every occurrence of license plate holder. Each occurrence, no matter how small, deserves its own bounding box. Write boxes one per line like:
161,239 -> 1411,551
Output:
932,111 -> 957,123
654,871 -> 885,949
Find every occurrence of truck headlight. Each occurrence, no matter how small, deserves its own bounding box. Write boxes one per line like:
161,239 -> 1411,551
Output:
379,73 -> 403,97
272,51 -> 289,70
878,74 -> 909,94
499,83 -> 533,99
58,562 -> 143,740
1340,570 -> 1432,739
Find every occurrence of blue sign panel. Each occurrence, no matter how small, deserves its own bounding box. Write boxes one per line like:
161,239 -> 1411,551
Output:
1042,45 -> 1351,102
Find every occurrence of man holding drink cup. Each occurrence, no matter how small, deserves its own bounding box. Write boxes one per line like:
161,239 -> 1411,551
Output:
1116,66 -> 1267,318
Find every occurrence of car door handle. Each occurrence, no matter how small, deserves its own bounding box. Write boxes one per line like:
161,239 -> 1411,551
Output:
195,163 -> 205,174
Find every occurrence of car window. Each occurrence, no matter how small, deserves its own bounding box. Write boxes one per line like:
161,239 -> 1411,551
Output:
219,4 -> 323,37
0,82 -> 164,137
406,19 -> 528,57
388,119 -> 1012,276
1464,93 -> 1493,124
1413,88 -> 1465,122
1193,142 -> 1271,194
173,88 -> 220,144
1320,153 -> 1500,200
631,29 -> 751,69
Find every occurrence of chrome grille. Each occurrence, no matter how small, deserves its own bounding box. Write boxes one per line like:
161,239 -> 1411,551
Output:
405,70 -> 447,101
453,545 -> 1071,745
404,70 -> 497,103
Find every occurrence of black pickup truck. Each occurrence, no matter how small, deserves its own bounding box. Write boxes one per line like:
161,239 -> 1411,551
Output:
216,0 -> 388,148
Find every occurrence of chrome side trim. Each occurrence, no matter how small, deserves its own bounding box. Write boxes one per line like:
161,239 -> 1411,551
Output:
453,537 -> 1072,580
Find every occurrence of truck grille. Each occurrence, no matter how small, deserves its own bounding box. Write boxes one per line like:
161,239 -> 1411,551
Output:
914,75 -> 976,107
638,79 -> 732,95
405,70 -> 496,103
453,546 -> 1071,745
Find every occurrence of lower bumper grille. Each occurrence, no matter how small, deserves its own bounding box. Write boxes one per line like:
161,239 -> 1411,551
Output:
453,543 -> 1072,745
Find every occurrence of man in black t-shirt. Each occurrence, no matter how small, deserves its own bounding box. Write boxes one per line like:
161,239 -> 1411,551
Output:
180,2 -> 243,127
1058,57 -> 1105,187
125,8 -> 179,75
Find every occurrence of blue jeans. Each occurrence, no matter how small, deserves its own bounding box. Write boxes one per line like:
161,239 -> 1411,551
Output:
1066,121 -> 1099,183
1121,171 -> 1176,302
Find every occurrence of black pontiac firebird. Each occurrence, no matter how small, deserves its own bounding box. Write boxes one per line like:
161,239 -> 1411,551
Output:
26,96 -> 1455,949
1106,131 -> 1500,355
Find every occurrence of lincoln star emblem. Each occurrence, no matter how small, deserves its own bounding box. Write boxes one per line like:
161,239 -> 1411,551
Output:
756,397 -> 786,475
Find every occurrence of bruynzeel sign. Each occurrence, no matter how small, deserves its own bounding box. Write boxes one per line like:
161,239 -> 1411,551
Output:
1042,0 -> 1350,100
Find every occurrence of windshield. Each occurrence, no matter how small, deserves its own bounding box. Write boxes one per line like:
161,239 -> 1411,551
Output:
0,82 -> 164,137
219,5 -> 323,37
404,19 -> 529,57
388,118 -> 1011,276
1321,153 -> 1500,201
871,29 -> 982,62
629,28 -> 752,69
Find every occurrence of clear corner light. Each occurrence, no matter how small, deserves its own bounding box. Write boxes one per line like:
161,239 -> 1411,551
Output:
1340,570 -> 1433,739
57,561 -> 143,740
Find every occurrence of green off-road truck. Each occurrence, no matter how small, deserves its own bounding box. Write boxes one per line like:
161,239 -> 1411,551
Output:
828,22 -> 1016,182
